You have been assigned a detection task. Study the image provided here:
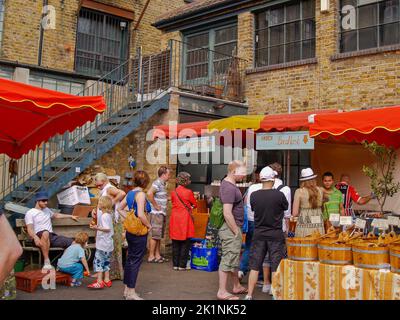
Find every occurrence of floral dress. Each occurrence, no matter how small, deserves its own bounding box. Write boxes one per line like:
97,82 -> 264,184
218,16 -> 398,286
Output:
0,271 -> 16,300
294,187 -> 325,237
109,214 -> 124,281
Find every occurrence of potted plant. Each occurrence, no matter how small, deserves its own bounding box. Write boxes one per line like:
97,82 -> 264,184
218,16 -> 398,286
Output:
362,141 -> 400,215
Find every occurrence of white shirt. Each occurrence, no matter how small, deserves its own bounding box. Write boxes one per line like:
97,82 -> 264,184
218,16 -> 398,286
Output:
273,178 -> 292,232
25,207 -> 55,234
246,183 -> 263,222
100,183 -> 120,222
96,211 -> 114,252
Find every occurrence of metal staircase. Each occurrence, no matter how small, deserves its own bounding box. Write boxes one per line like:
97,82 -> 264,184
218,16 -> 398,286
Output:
1,48 -> 171,207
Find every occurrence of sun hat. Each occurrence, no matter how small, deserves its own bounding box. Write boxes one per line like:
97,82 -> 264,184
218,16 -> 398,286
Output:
259,166 -> 277,182
299,168 -> 317,181
35,190 -> 49,202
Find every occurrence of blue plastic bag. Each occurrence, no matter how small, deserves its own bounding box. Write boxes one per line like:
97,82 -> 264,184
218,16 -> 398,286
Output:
190,244 -> 218,272
242,205 -> 248,233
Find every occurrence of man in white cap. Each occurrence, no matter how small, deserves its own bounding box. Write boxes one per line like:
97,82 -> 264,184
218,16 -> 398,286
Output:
244,166 -> 288,300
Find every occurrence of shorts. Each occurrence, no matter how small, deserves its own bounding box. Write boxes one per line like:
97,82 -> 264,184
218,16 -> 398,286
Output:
218,223 -> 243,272
249,239 -> 287,273
263,252 -> 271,268
36,231 -> 73,249
93,249 -> 112,272
149,213 -> 166,240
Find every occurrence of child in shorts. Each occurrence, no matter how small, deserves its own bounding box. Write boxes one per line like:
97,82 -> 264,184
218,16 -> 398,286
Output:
88,196 -> 114,289
57,232 -> 91,287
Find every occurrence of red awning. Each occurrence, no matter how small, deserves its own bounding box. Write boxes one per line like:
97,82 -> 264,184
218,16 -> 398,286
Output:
0,78 -> 106,159
309,106 -> 400,148
153,109 -> 338,139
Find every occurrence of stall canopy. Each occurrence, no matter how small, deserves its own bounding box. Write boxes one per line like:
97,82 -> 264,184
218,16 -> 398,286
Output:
309,106 -> 400,148
0,78 -> 106,159
153,109 -> 338,139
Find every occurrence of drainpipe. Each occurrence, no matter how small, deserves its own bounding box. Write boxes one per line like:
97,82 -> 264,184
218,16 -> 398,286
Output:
286,97 -> 292,186
38,0 -> 48,66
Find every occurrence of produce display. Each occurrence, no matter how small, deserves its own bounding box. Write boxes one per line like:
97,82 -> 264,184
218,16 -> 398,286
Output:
287,220 -> 400,273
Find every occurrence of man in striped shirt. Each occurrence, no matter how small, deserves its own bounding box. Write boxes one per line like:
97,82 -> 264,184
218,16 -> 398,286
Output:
336,174 -> 373,218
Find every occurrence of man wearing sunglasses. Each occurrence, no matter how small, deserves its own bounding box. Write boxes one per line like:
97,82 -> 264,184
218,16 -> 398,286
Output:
25,191 -> 79,270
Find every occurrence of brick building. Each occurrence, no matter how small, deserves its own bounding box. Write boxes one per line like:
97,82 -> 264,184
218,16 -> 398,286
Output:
153,0 -> 400,212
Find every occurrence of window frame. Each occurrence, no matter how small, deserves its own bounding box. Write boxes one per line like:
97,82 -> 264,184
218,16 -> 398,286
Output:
0,0 -> 5,49
29,72 -> 86,95
339,0 -> 400,53
182,23 -> 238,84
254,0 -> 316,68
75,8 -> 130,77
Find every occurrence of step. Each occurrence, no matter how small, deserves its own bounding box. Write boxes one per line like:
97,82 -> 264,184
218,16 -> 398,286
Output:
107,116 -> 130,125
62,151 -> 83,160
50,161 -> 72,169
96,125 -> 120,133
119,108 -> 140,116
24,180 -> 47,189
74,142 -> 96,151
11,190 -> 33,201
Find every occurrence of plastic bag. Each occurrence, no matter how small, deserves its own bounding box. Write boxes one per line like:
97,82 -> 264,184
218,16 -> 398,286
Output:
209,197 -> 224,229
190,241 -> 219,272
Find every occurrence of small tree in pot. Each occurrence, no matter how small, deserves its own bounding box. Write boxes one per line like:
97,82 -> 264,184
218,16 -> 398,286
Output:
362,141 -> 400,214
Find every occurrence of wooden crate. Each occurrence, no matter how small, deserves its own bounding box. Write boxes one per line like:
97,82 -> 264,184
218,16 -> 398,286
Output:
193,212 -> 209,239
15,270 -> 72,293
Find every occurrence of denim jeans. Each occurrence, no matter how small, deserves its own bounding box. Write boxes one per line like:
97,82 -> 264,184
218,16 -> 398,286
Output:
58,263 -> 84,280
123,232 -> 147,289
239,220 -> 254,274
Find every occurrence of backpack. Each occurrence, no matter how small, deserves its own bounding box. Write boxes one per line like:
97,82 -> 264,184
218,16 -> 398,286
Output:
209,197 -> 224,229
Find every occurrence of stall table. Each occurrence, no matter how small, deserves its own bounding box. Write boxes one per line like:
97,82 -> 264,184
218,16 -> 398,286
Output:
272,259 -> 400,300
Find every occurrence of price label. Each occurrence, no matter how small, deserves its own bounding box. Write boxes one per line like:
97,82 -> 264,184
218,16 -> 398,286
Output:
379,219 -> 389,230
311,216 -> 322,224
75,167 -> 81,173
387,216 -> 400,226
340,216 -> 353,226
355,218 -> 367,230
329,214 -> 340,222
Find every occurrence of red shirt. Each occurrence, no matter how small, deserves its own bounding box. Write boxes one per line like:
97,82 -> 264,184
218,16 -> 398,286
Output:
169,186 -> 197,240
335,182 -> 361,216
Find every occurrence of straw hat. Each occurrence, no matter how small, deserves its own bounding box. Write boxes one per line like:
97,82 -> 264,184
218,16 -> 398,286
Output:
299,168 -> 317,181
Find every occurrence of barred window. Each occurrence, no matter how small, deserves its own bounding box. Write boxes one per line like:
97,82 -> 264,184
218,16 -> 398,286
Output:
75,9 -> 129,77
340,0 -> 400,52
0,0 -> 5,48
255,0 -> 316,67
185,24 -> 237,81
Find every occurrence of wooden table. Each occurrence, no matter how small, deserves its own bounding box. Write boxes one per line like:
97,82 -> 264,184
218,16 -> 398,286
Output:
15,270 -> 72,293
272,259 -> 400,300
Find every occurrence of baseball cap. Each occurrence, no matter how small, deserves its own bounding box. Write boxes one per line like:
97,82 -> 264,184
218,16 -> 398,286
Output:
259,166 -> 277,182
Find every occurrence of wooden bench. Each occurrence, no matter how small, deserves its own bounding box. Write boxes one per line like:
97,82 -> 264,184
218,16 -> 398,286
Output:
16,218 -> 96,267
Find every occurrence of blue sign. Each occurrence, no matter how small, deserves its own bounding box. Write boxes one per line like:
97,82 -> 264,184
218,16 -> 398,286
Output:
256,131 -> 314,150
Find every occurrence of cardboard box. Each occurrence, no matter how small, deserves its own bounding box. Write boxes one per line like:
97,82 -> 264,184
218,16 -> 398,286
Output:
57,186 -> 91,206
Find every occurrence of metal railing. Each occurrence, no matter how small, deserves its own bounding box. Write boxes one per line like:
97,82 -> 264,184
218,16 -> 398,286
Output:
169,39 -> 246,103
0,47 -> 172,205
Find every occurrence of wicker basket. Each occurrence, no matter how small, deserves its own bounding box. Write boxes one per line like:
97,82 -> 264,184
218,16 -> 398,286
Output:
318,239 -> 353,265
286,237 -> 318,261
389,244 -> 400,273
352,241 -> 390,270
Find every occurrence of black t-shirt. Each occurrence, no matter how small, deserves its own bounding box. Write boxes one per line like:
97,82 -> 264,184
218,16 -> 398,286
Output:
250,189 -> 289,241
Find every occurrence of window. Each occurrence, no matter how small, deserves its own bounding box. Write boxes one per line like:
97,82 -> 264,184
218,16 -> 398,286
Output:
75,9 -> 129,77
29,74 -> 85,95
0,66 -> 13,79
340,0 -> 400,52
0,0 -> 5,48
184,24 -> 237,81
255,0 -> 316,67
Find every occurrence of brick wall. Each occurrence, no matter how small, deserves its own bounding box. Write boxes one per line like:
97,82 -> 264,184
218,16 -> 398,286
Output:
240,0 -> 400,114
1,0 -> 185,72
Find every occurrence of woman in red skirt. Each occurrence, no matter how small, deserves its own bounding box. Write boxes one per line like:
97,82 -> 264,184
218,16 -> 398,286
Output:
170,172 -> 197,271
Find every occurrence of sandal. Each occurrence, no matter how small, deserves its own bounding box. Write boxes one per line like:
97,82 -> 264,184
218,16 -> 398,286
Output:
87,281 -> 104,289
233,287 -> 248,294
103,280 -> 112,288
217,294 -> 240,300
147,258 -> 157,263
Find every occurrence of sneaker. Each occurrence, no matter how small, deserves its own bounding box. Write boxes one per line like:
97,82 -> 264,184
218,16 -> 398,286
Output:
70,280 -> 82,287
178,267 -> 186,271
173,267 -> 179,271
238,271 -> 244,281
269,288 -> 273,296
256,280 -> 264,288
87,281 -> 105,289
262,284 -> 271,293
243,295 -> 253,300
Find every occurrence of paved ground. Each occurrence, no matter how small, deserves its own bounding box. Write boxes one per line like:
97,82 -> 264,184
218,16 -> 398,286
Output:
17,258 -> 272,300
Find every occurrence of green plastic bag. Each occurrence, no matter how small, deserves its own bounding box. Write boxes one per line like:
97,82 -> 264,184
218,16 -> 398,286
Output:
209,197 -> 224,229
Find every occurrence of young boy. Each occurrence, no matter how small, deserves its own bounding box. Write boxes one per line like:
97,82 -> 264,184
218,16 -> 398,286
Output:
88,196 -> 114,289
57,232 -> 91,287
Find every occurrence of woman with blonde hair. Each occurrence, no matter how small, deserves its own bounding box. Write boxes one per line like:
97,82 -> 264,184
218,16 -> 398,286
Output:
292,168 -> 325,237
